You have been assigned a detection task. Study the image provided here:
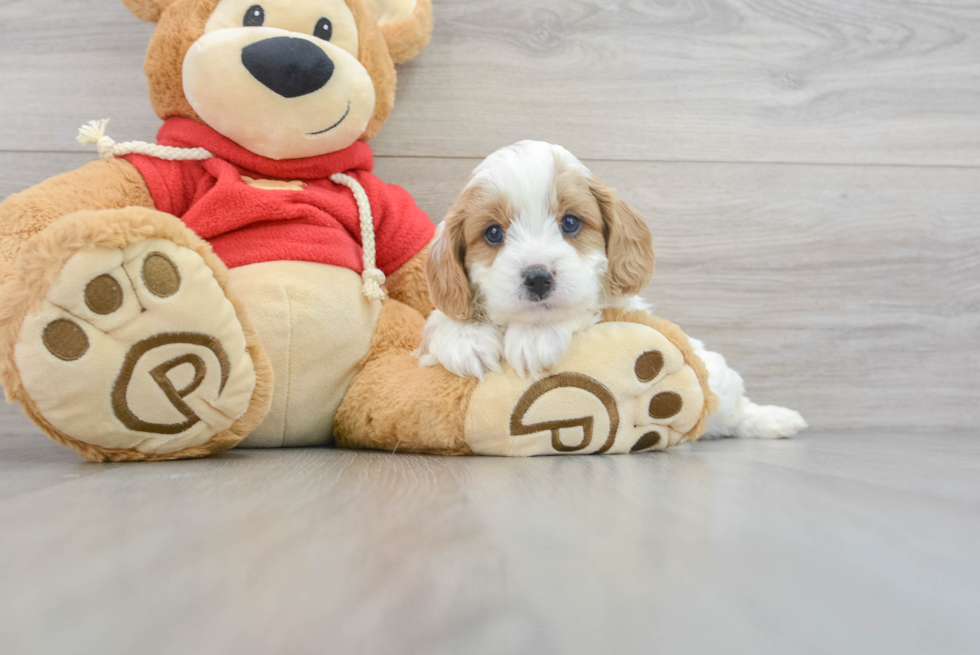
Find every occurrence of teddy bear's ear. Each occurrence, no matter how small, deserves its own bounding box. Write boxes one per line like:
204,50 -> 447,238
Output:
119,0 -> 177,22
368,0 -> 433,63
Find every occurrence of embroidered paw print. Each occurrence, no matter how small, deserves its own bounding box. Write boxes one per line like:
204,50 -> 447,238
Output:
14,239 -> 257,456
464,321 -> 708,456
241,175 -> 306,191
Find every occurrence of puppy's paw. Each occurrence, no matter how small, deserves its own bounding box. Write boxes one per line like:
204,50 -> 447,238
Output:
734,404 -> 808,439
417,312 -> 503,379
503,323 -> 572,378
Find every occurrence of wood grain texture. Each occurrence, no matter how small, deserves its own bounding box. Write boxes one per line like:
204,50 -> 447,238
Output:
1,1 -> 979,164
2,430 -> 980,655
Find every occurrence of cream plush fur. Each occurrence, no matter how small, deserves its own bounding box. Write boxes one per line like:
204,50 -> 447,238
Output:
465,322 -> 705,456
230,261 -> 380,447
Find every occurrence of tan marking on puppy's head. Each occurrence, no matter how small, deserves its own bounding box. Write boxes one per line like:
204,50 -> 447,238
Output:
458,185 -> 513,276
588,175 -> 655,297
120,0 -> 432,159
551,153 -> 606,260
426,182 -> 513,321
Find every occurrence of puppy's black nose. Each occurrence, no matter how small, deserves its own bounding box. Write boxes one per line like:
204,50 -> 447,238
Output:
241,37 -> 334,98
522,266 -> 554,301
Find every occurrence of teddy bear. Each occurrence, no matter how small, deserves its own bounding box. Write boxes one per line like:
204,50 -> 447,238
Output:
0,0 -> 716,461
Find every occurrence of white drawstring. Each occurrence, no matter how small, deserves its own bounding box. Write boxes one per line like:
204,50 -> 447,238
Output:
77,119 -> 214,161
77,119 -> 385,302
330,172 -> 386,301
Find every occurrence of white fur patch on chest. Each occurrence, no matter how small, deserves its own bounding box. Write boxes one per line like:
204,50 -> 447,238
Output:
241,175 -> 307,191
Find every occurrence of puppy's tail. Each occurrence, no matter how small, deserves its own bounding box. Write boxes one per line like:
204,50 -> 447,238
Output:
691,339 -> 807,439
726,400 -> 808,440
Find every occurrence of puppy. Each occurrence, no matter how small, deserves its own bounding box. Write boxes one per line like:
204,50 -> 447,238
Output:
417,140 -> 806,439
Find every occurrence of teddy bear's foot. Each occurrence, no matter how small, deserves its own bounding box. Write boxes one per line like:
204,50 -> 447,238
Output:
0,209 -> 271,461
463,321 -> 708,456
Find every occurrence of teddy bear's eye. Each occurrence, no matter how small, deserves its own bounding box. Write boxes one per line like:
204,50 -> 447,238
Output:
314,17 -> 333,41
243,5 -> 265,27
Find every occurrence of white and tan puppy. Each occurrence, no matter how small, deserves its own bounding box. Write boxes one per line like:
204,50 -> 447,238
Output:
418,140 -> 806,439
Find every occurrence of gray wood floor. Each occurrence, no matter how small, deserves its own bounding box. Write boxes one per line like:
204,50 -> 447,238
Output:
1,1 -> 978,653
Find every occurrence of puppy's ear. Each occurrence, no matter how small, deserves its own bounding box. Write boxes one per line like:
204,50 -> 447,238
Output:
119,0 -> 176,22
426,209 -> 471,321
590,176 -> 655,297
367,0 -> 433,63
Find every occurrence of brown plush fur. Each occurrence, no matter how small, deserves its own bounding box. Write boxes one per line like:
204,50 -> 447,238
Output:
139,0 -> 397,141
603,307 -> 718,440
379,0 -> 432,64
384,244 -> 434,318
350,0 -> 398,141
120,0 -> 177,22
334,299 -> 476,455
0,207 -> 274,462
0,159 -> 153,281
140,0 -> 218,123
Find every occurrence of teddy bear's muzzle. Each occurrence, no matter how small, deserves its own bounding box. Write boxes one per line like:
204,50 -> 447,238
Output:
241,36 -> 335,99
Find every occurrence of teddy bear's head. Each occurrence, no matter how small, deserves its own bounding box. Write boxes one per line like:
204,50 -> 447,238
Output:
121,0 -> 431,160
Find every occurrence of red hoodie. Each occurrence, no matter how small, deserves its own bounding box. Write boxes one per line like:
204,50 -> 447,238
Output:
124,118 -> 435,274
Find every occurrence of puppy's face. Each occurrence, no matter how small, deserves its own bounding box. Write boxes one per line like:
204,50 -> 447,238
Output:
427,141 -> 655,324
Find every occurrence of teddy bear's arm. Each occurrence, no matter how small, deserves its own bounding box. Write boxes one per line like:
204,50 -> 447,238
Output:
384,244 -> 435,318
0,158 -> 153,278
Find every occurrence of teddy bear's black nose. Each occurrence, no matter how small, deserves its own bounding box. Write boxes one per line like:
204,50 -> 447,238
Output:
241,37 -> 334,99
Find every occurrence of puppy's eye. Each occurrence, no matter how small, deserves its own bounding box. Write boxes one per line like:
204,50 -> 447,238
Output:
561,214 -> 582,236
243,5 -> 265,26
484,224 -> 505,245
314,17 -> 333,41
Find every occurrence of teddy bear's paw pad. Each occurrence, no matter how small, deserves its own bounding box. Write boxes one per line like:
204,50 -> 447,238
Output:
464,321 -> 706,456
628,363 -> 706,449
14,240 -> 256,455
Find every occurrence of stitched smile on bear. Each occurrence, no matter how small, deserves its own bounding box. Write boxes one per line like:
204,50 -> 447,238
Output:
183,0 -> 377,160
